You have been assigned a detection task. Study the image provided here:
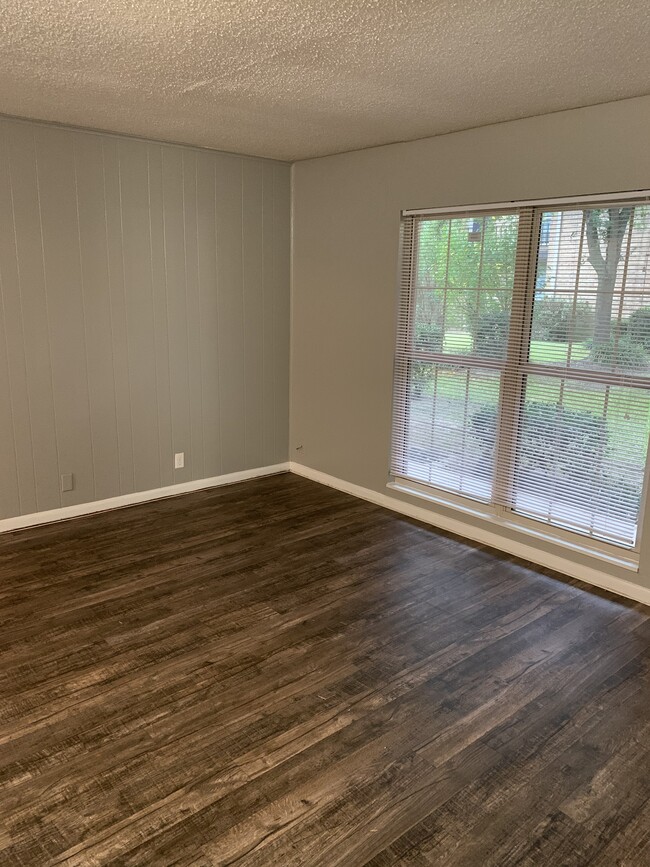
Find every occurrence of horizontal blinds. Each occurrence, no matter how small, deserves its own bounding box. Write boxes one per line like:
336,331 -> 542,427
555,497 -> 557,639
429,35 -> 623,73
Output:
391,198 -> 650,549
507,376 -> 650,546
499,204 -> 650,547
391,209 -> 521,502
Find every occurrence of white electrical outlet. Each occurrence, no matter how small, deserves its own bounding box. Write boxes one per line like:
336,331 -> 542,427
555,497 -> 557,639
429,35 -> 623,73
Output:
174,452 -> 185,469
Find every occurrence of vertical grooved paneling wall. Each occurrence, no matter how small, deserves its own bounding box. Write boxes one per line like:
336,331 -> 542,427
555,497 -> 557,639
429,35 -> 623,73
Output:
0,117 -> 290,520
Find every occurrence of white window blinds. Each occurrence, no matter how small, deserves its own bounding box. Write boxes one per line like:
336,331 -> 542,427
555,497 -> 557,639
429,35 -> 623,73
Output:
391,197 -> 650,549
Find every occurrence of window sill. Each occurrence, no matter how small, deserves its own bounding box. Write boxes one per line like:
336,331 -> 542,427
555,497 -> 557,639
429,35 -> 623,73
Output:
387,479 -> 640,574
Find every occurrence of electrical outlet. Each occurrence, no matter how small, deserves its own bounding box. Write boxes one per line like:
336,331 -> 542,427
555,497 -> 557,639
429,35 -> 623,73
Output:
174,452 -> 185,470
61,473 -> 74,492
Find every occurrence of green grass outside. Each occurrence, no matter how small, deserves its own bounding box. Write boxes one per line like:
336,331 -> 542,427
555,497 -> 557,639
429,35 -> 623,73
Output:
426,331 -> 650,460
442,330 -> 591,363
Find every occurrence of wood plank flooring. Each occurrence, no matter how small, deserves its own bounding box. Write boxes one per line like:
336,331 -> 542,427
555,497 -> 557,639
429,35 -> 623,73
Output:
0,471 -> 649,866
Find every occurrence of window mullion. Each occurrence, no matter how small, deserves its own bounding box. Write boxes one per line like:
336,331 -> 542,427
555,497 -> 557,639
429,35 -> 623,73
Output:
493,207 -> 541,510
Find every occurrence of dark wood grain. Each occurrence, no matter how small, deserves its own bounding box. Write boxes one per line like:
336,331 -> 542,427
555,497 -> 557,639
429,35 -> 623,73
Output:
0,472 -> 648,866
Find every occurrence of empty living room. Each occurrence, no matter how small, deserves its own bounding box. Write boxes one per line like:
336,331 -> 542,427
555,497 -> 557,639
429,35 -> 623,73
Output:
1,1 -> 649,864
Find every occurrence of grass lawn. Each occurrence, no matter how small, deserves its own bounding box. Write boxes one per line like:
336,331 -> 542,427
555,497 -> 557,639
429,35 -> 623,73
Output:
529,339 -> 591,364
427,332 -> 650,458
442,330 -> 590,363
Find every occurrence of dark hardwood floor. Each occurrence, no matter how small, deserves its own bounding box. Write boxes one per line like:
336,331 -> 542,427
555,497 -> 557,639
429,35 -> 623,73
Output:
1,472 -> 649,866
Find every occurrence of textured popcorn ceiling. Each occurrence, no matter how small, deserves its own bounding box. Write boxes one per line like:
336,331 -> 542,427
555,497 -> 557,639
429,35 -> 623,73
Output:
1,0 -> 649,161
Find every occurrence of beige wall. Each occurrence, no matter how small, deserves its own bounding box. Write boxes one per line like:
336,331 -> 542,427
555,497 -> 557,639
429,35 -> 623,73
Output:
0,116 -> 290,519
291,95 -> 650,594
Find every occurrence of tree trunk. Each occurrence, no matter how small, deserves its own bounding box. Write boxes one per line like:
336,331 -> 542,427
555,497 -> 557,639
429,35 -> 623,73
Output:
593,271 -> 617,347
585,208 -> 632,347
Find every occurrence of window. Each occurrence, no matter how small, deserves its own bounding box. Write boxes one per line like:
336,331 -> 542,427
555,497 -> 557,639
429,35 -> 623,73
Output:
391,195 -> 650,550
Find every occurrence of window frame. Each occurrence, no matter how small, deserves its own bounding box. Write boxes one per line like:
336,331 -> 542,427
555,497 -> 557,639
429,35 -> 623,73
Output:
390,189 -> 650,562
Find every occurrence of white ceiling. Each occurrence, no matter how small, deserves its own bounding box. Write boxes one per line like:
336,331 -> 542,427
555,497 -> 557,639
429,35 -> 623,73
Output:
1,0 -> 649,162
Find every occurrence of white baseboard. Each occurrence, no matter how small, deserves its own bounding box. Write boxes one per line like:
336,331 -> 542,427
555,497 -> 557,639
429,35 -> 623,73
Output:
4,457 -> 648,607
289,462 -> 650,608
0,463 -> 290,534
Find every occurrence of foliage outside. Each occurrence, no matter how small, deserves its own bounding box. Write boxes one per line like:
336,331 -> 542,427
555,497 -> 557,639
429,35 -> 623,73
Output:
409,209 -> 650,529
